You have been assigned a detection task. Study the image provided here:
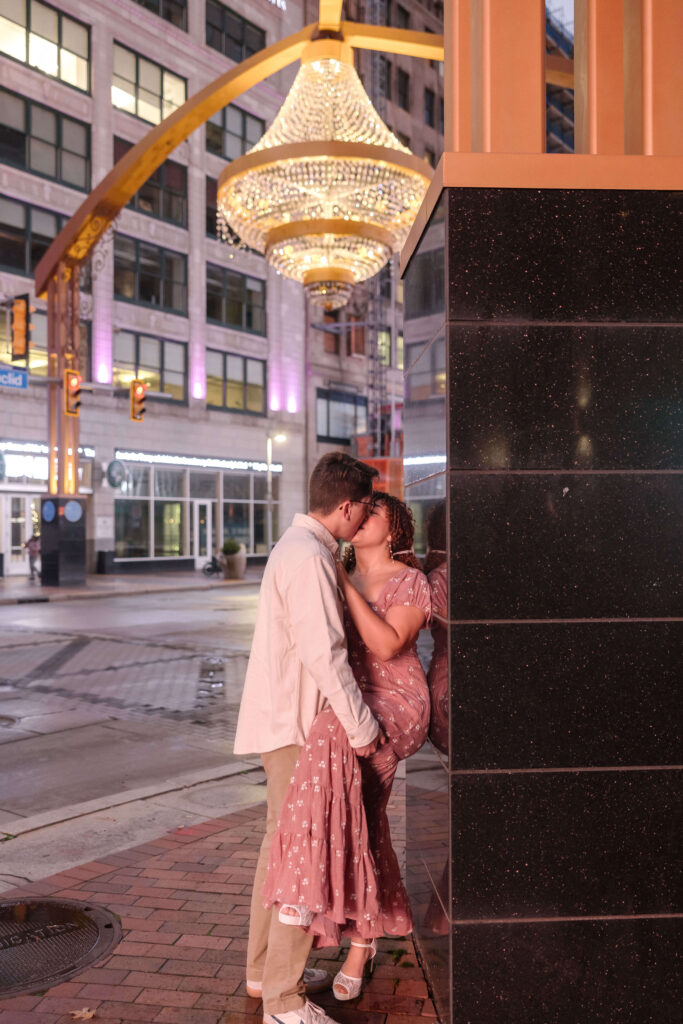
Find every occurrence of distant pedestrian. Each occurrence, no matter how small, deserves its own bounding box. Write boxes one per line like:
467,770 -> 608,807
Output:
24,532 -> 40,580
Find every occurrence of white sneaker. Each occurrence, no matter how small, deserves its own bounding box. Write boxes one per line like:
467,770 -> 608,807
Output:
247,968 -> 331,999
264,999 -> 340,1024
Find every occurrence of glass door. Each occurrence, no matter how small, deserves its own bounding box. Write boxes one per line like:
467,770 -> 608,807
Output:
4,495 -> 41,576
192,500 -> 212,568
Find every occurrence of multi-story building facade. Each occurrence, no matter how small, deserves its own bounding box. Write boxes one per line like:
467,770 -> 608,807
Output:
0,0 -> 571,576
0,0 -> 315,575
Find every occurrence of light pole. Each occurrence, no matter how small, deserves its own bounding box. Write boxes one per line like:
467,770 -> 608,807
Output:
266,432 -> 287,552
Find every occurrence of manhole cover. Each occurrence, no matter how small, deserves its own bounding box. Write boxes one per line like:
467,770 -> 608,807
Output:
0,899 -> 121,997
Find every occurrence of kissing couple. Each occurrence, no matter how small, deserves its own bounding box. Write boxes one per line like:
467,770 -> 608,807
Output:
234,451 -> 432,1024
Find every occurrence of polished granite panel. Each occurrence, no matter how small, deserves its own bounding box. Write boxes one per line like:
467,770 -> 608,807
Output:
446,324 -> 683,470
446,189 -> 683,323
448,472 -> 682,619
405,745 -> 450,1021
450,918 -> 680,1024
446,622 -> 681,770
449,769 -> 679,920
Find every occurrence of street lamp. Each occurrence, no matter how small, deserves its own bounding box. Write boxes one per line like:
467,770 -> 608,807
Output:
266,431 -> 287,552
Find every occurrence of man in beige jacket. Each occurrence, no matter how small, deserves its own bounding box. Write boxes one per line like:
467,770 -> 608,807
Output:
234,452 -> 381,1024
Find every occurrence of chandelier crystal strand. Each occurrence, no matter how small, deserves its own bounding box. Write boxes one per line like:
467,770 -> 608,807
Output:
217,45 -> 430,310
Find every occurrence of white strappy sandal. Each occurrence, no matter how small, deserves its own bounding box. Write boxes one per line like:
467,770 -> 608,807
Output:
278,903 -> 314,927
332,939 -> 377,1001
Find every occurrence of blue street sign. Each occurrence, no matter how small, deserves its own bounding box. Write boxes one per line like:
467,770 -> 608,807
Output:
0,366 -> 28,389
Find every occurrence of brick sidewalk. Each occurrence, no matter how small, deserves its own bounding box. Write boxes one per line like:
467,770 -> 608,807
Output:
0,803 -> 438,1024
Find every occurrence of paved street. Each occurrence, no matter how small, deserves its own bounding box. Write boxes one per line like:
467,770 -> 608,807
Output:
0,587 -> 267,890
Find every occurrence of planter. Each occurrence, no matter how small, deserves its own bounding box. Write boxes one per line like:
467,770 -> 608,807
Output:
219,544 -> 247,580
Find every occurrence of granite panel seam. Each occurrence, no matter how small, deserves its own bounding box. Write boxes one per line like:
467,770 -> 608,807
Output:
448,912 -> 683,926
446,765 -> 682,775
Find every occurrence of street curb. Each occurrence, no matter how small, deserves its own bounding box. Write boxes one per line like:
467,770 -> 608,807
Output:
0,759 -> 263,838
0,576 -> 260,606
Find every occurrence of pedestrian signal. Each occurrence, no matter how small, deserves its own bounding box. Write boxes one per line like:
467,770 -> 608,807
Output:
64,369 -> 82,417
130,378 -> 147,421
11,294 -> 33,362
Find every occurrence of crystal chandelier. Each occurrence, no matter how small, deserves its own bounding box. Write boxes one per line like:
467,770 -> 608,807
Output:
217,39 -> 431,310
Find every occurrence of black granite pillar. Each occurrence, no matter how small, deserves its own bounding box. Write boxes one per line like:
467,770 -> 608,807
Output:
40,497 -> 87,586
403,187 -> 681,1023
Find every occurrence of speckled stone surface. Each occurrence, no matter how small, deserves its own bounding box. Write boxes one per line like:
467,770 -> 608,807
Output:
403,185 -> 682,1024
445,188 -> 683,323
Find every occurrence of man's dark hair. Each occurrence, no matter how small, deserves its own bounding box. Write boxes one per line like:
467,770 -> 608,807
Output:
309,451 -> 378,513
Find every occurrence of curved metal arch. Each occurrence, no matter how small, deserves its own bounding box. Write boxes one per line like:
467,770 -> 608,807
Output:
34,24 -> 317,295
34,22 -> 445,296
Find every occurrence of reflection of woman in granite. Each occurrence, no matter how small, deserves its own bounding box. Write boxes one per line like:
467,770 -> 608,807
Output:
421,500 -> 450,935
262,493 -> 431,999
423,500 -> 448,756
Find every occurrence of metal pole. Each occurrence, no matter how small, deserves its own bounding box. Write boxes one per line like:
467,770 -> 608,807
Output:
266,434 -> 273,552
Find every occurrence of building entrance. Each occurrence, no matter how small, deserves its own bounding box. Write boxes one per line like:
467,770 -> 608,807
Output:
191,501 -> 212,569
2,494 -> 41,577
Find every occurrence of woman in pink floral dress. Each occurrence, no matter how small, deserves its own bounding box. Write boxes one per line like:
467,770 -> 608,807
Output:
262,492 -> 431,998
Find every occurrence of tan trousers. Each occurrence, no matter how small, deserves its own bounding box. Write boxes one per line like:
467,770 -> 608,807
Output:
247,745 -> 314,1015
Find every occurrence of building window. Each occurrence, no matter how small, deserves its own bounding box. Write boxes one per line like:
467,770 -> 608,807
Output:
0,197 -> 64,275
439,95 -> 444,135
349,317 -> 365,356
113,331 -> 187,402
206,263 -> 266,334
206,104 -> 264,160
206,349 -> 266,415
114,235 -> 187,314
206,177 -> 218,236
424,147 -> 435,167
316,388 -> 368,445
0,88 -> 90,190
395,4 -> 410,29
379,56 -> 391,100
1,309 -> 89,378
114,138 -> 186,226
0,0 -> 89,92
206,0 -> 265,62
396,129 -> 410,149
397,69 -> 410,111
112,43 -> 186,125
405,336 -> 446,402
130,0 -> 187,31
424,87 -> 435,128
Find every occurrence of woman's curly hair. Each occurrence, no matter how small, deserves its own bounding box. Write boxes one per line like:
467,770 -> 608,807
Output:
343,491 -> 421,572
422,499 -> 447,576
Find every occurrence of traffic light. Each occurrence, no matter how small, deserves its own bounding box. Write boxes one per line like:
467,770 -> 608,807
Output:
64,368 -> 82,417
130,378 -> 147,421
10,294 -> 32,362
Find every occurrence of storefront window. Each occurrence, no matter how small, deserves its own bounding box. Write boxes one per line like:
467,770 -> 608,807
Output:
223,473 -> 250,499
223,501 -> 249,549
190,472 -> 217,498
115,500 -> 149,557
120,465 -> 149,496
154,468 -> 185,497
154,500 -> 184,556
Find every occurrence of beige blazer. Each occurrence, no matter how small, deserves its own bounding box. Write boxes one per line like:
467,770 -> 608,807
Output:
233,513 -> 379,755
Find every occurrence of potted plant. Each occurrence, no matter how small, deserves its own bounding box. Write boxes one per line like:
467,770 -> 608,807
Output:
219,537 -> 247,580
